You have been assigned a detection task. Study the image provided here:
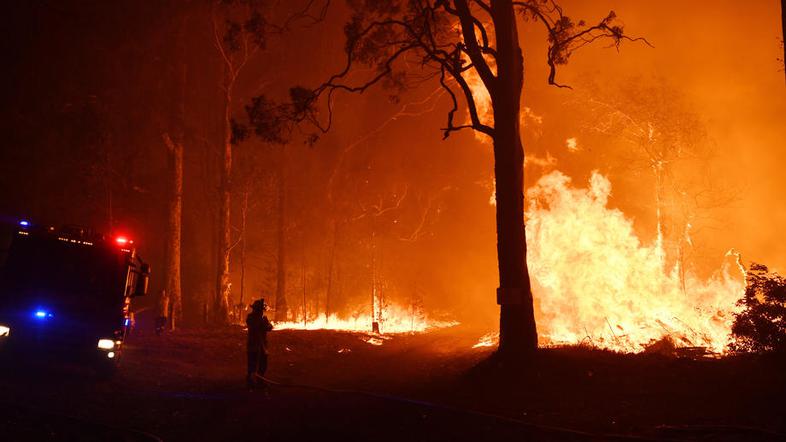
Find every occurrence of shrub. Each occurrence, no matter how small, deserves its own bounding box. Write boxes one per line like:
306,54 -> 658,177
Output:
730,263 -> 786,354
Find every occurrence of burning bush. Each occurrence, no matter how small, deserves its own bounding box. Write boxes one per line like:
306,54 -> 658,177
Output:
730,263 -> 786,354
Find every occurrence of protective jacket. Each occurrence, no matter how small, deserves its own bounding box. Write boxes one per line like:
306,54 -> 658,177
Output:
246,312 -> 273,352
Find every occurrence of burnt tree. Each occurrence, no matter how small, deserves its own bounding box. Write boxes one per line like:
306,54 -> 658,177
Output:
305,0 -> 646,358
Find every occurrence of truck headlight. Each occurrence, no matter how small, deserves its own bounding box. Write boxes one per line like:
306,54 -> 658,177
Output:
0,325 -> 9,337
97,339 -> 115,350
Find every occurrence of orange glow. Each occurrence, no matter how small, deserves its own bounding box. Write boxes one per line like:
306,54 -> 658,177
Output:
274,302 -> 458,335
527,171 -> 744,352
473,171 -> 745,353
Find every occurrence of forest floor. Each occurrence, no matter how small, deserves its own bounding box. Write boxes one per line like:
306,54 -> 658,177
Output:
0,326 -> 783,441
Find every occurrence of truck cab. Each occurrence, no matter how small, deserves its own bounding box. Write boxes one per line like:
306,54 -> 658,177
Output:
0,220 -> 150,374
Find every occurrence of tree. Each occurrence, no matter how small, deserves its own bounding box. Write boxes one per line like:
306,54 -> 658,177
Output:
274,148 -> 289,321
160,12 -> 190,330
574,79 -> 731,287
304,0 -> 646,358
212,0 -> 329,323
781,0 -> 786,80
352,185 -> 409,331
210,0 -> 268,323
162,134 -> 184,328
731,263 -> 786,354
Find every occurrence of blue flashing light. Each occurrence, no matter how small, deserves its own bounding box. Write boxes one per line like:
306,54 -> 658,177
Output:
124,318 -> 130,326
19,220 -> 30,227
33,310 -> 53,319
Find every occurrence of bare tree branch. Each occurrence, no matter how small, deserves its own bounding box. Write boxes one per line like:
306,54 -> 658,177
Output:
514,1 -> 652,89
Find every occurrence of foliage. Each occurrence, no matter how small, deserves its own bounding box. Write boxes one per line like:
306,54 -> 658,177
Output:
241,87 -> 319,146
240,1 -> 646,145
303,0 -> 647,140
730,263 -> 786,354
218,0 -> 269,52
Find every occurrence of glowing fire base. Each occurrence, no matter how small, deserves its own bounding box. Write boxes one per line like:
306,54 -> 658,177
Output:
274,304 -> 458,335
476,171 -> 745,353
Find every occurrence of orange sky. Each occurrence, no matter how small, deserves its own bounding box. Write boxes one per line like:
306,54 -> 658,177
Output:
515,0 -> 786,272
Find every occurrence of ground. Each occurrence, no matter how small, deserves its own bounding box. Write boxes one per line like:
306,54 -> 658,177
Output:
0,326 -> 783,441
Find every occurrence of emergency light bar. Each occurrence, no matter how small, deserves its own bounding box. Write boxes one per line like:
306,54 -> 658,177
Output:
13,219 -> 135,249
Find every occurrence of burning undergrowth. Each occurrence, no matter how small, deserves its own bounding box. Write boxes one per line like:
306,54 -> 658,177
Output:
274,302 -> 459,336
275,170 -> 745,354
478,171 -> 745,353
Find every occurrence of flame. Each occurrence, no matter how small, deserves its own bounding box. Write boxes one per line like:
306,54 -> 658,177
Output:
472,331 -> 498,349
464,68 -> 493,134
463,46 -> 743,352
273,302 -> 458,334
525,171 -> 744,353
361,335 -> 387,346
565,137 -> 579,152
472,171 -> 744,353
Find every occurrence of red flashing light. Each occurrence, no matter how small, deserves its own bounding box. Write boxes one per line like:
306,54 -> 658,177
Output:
115,236 -> 129,245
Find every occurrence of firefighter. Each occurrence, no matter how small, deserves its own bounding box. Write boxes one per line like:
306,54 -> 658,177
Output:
246,298 -> 273,388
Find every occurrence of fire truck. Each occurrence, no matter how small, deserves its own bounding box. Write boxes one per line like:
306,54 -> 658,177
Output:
0,219 -> 150,374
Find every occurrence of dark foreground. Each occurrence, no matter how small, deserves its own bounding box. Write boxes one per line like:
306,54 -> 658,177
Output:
0,327 -> 783,441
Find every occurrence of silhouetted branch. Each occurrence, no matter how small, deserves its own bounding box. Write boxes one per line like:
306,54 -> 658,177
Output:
304,0 -> 646,142
514,1 -> 652,89
398,186 -> 451,242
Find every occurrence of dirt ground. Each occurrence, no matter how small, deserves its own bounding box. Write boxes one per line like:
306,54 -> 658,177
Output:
0,326 -> 783,441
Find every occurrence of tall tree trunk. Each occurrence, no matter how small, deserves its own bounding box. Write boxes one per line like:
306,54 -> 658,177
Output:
163,135 -> 183,330
782,0 -> 785,81
274,158 -> 288,321
163,15 -> 187,330
215,72 -> 232,324
370,227 -> 379,333
302,261 -> 307,327
239,187 -> 249,312
490,0 -> 538,357
324,220 -> 338,322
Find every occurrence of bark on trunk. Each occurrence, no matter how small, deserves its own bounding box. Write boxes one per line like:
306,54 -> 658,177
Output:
782,0 -> 785,82
163,136 -> 183,330
162,15 -> 187,330
370,227 -> 378,332
324,220 -> 338,322
302,261 -> 307,327
274,158 -> 288,321
215,77 -> 232,324
490,0 -> 538,357
239,188 -> 249,311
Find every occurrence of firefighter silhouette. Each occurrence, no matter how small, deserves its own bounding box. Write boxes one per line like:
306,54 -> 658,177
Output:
246,298 -> 273,388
